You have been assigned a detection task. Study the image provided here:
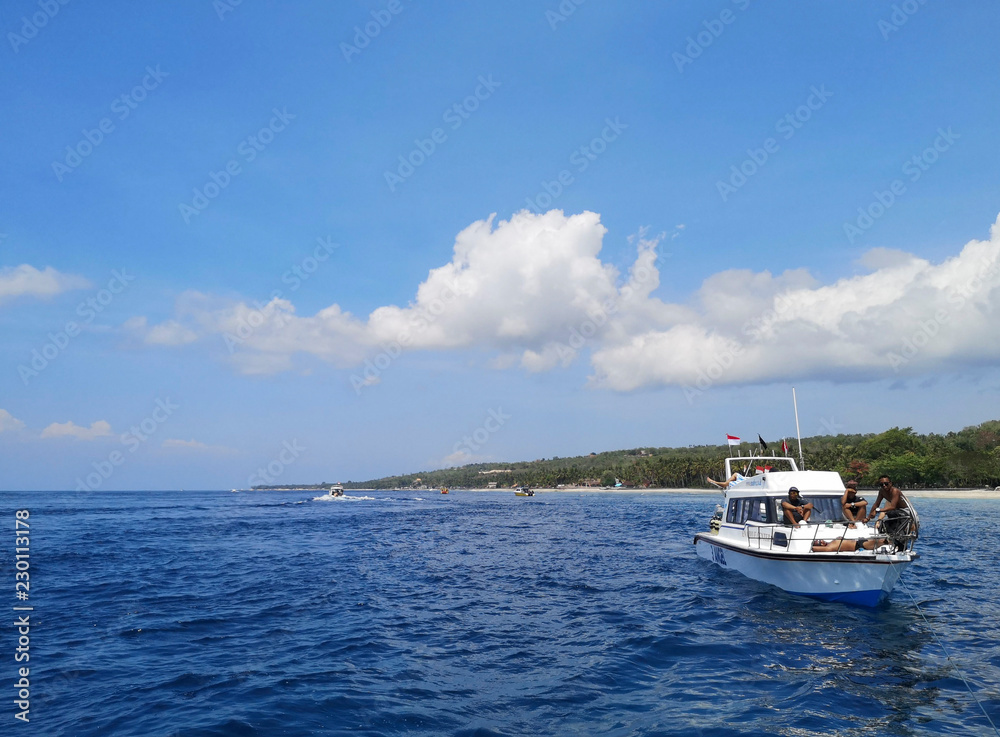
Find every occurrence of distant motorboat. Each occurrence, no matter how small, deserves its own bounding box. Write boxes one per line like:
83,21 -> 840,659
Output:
514,486 -> 534,497
328,485 -> 344,498
440,488 -> 449,494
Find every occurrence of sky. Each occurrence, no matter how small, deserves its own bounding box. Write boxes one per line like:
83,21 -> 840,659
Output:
2,0 -> 1000,490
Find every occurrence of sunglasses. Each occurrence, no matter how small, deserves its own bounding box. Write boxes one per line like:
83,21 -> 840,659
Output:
879,481 -> 891,486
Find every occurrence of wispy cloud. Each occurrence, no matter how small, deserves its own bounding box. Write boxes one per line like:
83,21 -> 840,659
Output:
0,265 -> 90,305
40,419 -> 113,441
162,438 -> 239,455
0,409 -> 26,433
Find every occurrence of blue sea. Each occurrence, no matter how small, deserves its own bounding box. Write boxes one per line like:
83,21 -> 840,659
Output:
6,490 -> 1000,736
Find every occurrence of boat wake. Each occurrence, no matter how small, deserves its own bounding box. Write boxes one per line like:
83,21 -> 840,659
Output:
312,495 -> 375,502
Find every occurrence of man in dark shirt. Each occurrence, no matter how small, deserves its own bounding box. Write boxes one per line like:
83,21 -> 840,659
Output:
781,486 -> 813,526
841,480 -> 867,528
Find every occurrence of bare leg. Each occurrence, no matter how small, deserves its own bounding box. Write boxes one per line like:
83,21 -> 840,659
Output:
706,473 -> 738,489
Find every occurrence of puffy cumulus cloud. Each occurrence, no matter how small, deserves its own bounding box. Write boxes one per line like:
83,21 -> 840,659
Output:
123,209 -> 1000,391
0,264 -> 90,304
590,212 -> 1000,391
127,210 -> 662,374
366,210 -> 621,351
0,409 -> 26,433
40,419 -> 113,441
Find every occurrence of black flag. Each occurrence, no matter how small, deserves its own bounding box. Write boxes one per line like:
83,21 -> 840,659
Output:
758,434 -> 769,451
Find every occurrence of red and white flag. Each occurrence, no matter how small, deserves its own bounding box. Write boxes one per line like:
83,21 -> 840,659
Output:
781,439 -> 789,454
727,434 -> 741,446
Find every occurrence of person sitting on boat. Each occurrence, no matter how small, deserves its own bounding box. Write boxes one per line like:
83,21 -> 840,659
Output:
811,536 -> 887,553
706,471 -> 745,489
781,487 -> 813,526
864,475 -> 908,528
841,480 -> 867,528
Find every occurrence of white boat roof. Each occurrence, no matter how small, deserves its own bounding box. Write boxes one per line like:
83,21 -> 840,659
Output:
722,455 -> 845,495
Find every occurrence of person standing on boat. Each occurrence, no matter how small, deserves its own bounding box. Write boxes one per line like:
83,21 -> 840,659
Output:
864,475 -> 907,527
841,480 -> 867,528
781,487 -> 813,526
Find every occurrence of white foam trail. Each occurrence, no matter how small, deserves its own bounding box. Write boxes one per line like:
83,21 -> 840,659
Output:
312,495 -> 375,502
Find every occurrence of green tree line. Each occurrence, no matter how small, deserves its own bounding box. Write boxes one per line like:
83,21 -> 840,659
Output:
259,420 -> 1000,491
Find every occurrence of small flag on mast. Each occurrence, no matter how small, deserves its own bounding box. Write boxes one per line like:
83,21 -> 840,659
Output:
726,434 -> 741,446
781,439 -> 789,455
758,434 -> 769,451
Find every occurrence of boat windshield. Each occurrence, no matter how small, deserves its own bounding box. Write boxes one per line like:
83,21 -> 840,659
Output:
773,494 -> 845,524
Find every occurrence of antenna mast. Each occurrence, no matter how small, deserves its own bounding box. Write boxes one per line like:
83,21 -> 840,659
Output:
792,387 -> 805,469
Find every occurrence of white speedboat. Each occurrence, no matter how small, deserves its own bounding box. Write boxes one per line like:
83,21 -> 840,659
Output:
327,485 -> 344,498
694,454 -> 919,606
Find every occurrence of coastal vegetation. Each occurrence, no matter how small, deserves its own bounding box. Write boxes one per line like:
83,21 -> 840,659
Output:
257,421 -> 1000,491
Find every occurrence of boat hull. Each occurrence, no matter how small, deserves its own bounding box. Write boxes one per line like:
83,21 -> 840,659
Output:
694,533 -> 911,607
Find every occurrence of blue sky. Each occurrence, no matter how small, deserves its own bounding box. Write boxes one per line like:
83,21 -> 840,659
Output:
3,0 -> 1000,490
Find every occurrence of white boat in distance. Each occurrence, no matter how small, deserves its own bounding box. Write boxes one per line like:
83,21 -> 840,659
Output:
327,484 -> 344,497
694,454 -> 919,606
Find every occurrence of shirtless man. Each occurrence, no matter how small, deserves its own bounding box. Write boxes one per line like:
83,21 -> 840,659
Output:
841,480 -> 867,528
864,475 -> 907,526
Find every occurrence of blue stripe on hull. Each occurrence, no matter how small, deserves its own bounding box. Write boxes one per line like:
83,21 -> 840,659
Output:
789,588 -> 885,607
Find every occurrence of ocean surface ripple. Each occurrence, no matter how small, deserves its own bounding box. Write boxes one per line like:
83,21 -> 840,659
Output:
13,491 -> 1000,736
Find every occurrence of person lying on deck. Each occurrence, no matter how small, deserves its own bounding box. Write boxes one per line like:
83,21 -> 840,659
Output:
781,487 -> 813,526
706,471 -> 745,489
811,536 -> 888,553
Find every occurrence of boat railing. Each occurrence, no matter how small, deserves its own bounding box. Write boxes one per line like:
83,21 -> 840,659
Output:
743,517 -> 917,555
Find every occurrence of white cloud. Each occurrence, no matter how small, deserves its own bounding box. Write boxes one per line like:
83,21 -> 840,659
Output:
124,316 -> 198,346
0,265 -> 90,304
40,419 -> 113,441
162,438 -> 238,455
590,212 -> 1000,390
123,209 -> 1000,391
0,409 -> 26,433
